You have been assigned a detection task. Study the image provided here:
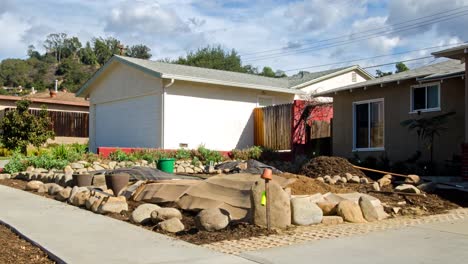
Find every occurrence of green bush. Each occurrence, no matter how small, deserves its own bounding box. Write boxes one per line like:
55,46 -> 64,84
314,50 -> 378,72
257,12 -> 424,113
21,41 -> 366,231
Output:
27,152 -> 69,170
195,145 -> 224,164
230,146 -> 262,160
109,149 -> 130,162
175,148 -> 191,160
4,150 -> 27,173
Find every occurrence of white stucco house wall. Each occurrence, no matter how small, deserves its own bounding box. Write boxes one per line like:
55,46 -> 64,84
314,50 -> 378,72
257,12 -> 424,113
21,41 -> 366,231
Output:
288,66 -> 374,100
76,55 -> 303,152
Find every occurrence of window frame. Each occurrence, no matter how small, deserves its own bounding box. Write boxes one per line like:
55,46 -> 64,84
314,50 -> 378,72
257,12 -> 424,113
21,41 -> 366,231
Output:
409,82 -> 441,114
352,98 -> 385,152
257,95 -> 275,107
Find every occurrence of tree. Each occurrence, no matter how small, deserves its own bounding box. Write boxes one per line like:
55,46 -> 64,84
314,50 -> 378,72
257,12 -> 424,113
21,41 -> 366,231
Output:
63,36 -> 82,59
44,33 -> 68,62
0,59 -> 31,87
174,45 -> 247,73
93,37 -> 122,65
401,111 -> 456,163
27,45 -> 41,60
126,44 -> 152,59
375,69 -> 392,78
260,66 -> 276,77
0,100 -> 54,154
275,70 -> 287,78
395,62 -> 409,73
79,42 -> 97,65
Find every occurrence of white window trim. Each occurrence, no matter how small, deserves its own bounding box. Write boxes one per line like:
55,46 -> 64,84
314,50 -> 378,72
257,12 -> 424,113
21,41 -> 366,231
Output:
409,82 -> 441,114
352,98 -> 385,152
257,95 -> 275,107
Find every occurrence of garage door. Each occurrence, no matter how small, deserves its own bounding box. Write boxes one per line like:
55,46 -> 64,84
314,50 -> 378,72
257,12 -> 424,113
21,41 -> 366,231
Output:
95,95 -> 160,148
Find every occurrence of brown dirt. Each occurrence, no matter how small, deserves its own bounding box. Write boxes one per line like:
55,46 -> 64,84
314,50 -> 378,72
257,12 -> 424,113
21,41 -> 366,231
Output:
281,173 -> 354,195
0,224 -> 54,264
300,156 -> 366,178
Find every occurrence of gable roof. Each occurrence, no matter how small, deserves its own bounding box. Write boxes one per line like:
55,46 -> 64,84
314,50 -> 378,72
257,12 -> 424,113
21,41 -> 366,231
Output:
0,91 -> 89,107
287,65 -> 374,89
77,55 -> 301,96
315,59 -> 465,96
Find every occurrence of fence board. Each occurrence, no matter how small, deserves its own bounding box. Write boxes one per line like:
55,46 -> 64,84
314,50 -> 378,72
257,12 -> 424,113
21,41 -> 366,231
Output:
254,104 -> 292,150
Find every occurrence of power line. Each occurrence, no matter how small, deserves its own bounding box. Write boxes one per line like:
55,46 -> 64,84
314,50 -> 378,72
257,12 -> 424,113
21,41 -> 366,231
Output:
242,9 -> 468,62
240,5 -> 468,57
361,56 -> 433,69
281,42 -> 466,72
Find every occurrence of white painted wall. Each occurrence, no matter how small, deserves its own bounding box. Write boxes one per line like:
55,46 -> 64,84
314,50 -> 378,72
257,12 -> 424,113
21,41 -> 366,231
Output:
87,62 -> 163,152
164,81 -> 294,151
296,70 -> 369,99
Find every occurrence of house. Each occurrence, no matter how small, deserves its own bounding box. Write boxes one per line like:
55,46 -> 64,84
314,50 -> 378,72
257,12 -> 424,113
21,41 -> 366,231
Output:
0,91 -> 89,144
315,46 -> 467,175
288,65 -> 374,100
76,55 -> 303,152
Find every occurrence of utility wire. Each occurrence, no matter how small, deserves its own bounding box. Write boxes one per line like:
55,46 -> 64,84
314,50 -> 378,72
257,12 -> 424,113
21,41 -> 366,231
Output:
243,10 -> 468,61
361,56 -> 433,69
241,5 -> 468,57
281,41 -> 466,72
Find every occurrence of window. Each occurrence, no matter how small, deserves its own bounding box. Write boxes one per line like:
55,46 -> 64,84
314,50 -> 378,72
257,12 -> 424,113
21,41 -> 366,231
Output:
353,99 -> 384,150
351,72 -> 357,82
411,83 -> 440,112
257,96 -> 274,107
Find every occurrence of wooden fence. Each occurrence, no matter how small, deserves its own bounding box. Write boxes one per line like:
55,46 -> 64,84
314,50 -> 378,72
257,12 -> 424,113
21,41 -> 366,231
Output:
4,108 -> 89,137
254,103 -> 292,150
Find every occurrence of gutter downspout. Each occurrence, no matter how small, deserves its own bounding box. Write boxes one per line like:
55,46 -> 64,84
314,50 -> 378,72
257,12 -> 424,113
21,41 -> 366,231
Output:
161,78 -> 175,149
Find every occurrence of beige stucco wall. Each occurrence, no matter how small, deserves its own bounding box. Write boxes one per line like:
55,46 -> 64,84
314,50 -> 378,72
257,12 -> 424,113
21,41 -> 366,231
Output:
165,80 -> 294,150
332,77 -> 465,166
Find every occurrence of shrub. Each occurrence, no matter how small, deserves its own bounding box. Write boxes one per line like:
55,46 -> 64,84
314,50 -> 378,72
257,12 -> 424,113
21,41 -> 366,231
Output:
175,148 -> 191,160
4,150 -> 27,173
231,146 -> 262,160
108,149 -> 129,162
195,145 -> 224,164
27,152 -> 69,170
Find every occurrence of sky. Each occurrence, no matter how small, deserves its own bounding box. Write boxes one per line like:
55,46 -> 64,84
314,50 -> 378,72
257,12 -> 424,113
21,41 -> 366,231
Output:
1,0 -> 468,75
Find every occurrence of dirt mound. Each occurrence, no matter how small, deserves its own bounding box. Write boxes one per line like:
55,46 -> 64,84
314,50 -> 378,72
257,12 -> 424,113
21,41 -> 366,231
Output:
281,173 -> 354,195
300,156 -> 366,178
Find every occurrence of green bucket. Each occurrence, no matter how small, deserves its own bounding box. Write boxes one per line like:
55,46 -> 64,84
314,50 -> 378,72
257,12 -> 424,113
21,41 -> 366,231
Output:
157,158 -> 175,173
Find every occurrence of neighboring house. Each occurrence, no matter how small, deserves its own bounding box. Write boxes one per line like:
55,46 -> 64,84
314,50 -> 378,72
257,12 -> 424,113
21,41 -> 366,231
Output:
288,65 -> 374,100
0,91 -> 89,144
315,49 -> 467,173
76,55 -> 303,152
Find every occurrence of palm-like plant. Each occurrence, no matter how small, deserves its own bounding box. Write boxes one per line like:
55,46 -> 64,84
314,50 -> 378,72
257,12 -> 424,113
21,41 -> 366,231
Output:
401,111 -> 456,163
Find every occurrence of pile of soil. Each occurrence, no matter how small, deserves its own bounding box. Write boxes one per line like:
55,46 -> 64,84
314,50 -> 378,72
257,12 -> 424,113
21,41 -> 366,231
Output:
281,173 -> 354,195
300,156 -> 366,178
0,224 -> 54,264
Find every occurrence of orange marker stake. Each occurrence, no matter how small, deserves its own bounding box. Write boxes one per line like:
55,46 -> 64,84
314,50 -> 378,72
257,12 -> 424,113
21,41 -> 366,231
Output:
261,168 -> 273,231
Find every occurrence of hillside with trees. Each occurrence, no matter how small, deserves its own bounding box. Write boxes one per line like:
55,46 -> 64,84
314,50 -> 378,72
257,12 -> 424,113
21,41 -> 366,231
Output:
0,35 -> 288,94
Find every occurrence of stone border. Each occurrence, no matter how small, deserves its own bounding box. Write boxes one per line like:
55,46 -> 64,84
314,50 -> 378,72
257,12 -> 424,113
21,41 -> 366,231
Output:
203,208 -> 468,255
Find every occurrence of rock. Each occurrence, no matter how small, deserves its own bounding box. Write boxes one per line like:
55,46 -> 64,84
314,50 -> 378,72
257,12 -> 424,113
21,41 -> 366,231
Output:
176,166 -> 185,173
158,218 -> 185,233
68,186 -> 89,203
360,178 -> 369,184
131,204 -> 161,224
86,196 -> 100,210
26,166 -> 35,173
349,176 -> 361,183
345,173 -> 353,181
71,163 -> 84,169
359,196 -> 388,222
71,190 -> 91,206
37,183 -> 50,193
372,182 -> 381,191
93,164 -> 105,171
337,200 -> 366,223
151,208 -> 182,223
316,177 -> 325,183
316,202 -> 338,216
97,196 -> 128,214
108,161 -> 117,169
378,177 -> 392,188
251,180 -> 291,228
328,179 -> 337,185
47,183 -> 64,195
323,175 -> 332,181
0,174 -> 11,180
291,196 -> 323,225
332,175 -> 342,182
382,174 -> 392,180
25,180 -> 44,191
395,184 -> 421,194
64,165 -> 73,175
185,167 -> 194,174
405,174 -> 421,185
196,208 -> 230,231
323,193 -> 345,204
92,174 -> 106,186
321,216 -> 344,225
339,177 -> 348,184
55,187 -> 72,201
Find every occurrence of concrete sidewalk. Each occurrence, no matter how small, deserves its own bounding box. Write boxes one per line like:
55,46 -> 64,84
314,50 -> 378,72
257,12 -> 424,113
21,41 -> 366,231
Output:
241,217 -> 468,264
0,185 -> 253,264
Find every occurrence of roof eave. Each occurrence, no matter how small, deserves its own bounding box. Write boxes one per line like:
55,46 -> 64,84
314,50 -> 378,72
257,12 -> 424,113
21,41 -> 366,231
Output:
291,65 -> 374,89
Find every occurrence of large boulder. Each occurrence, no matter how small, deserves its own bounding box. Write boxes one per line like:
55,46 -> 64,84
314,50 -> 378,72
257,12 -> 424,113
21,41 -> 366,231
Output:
55,187 -> 72,201
337,200 -> 366,223
359,196 -> 388,222
131,204 -> 161,224
151,208 -> 182,223
71,190 -> 91,207
47,183 -> 64,195
196,208 -> 230,231
97,196 -> 128,214
316,202 -> 338,216
159,218 -> 185,233
290,196 -> 323,225
251,180 -> 291,228
68,186 -> 89,203
25,180 -> 44,191
395,184 -> 421,194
